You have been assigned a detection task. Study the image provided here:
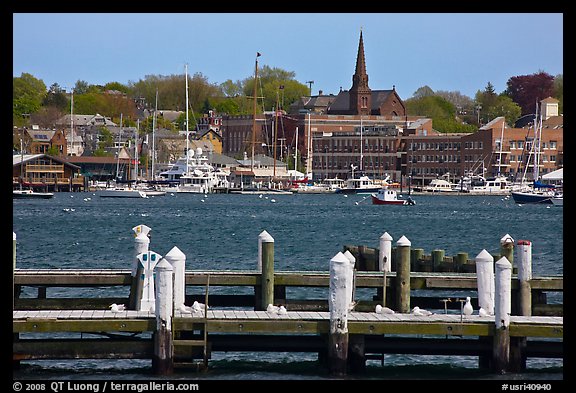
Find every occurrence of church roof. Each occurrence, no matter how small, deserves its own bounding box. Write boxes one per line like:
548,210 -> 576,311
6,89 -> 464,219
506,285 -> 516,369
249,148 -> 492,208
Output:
327,89 -> 395,114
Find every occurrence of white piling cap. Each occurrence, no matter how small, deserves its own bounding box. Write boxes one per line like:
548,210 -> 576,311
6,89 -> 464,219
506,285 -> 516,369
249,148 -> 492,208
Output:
133,224 -> 151,237
500,234 -> 515,245
343,250 -> 356,266
164,246 -> 186,260
155,258 -> 173,271
331,252 -> 350,265
495,256 -> 512,269
396,235 -> 411,247
13,232 -> 16,240
475,249 -> 494,263
258,230 -> 274,243
380,232 -> 393,241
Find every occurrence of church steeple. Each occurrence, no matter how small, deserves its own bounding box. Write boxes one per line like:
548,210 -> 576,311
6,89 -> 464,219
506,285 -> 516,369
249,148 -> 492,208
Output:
349,28 -> 371,115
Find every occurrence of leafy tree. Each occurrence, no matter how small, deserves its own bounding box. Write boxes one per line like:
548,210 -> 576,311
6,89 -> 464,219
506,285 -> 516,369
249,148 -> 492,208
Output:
104,81 -> 129,94
412,85 -> 435,98
74,80 -> 90,94
213,98 -> 240,115
13,73 -> 47,124
475,84 -> 522,126
47,145 -> 60,156
220,79 -> 243,97
42,83 -> 68,110
405,95 -> 476,133
505,71 -> 555,115
98,127 -> 114,150
553,74 -> 563,113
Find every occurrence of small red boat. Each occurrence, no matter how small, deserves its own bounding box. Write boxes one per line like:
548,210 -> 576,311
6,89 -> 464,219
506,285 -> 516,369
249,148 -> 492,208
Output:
371,188 -> 415,205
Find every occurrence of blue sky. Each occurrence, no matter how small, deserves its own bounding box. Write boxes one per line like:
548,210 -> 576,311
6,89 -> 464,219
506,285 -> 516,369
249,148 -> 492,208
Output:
13,13 -> 563,101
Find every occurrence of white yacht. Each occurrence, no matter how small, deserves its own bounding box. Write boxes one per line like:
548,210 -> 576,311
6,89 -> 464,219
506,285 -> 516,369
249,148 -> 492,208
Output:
454,175 -> 511,195
176,148 -> 219,194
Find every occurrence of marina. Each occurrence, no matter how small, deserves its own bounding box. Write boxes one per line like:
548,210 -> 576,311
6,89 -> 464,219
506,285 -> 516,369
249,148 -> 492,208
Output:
12,192 -> 563,379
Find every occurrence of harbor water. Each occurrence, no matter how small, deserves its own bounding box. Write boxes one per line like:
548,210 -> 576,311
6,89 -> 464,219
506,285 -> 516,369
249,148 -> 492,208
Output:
12,192 -> 563,380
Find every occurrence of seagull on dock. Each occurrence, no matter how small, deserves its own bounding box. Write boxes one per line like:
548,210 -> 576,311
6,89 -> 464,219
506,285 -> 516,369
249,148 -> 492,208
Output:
348,301 -> 358,312
267,304 -> 280,313
411,306 -> 433,316
192,300 -> 208,312
478,307 -> 489,317
179,304 -> 193,313
375,304 -> 395,314
278,305 -> 287,315
463,297 -> 473,316
109,303 -> 126,313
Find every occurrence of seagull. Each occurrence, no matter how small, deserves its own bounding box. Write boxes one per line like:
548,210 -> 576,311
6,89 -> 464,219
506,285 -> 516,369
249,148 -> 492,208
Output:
179,304 -> 193,313
259,194 -> 263,198
271,199 -> 276,203
192,300 -> 208,312
463,297 -> 473,316
348,301 -> 358,312
375,304 -> 395,314
479,307 -> 489,317
411,306 -> 433,316
267,304 -> 279,313
278,305 -> 287,315
109,303 -> 125,313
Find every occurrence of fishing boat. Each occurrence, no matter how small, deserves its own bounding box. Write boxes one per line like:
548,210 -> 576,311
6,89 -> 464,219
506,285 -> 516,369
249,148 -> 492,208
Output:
335,174 -> 381,194
422,178 -> 457,193
13,189 -> 54,199
371,187 -> 415,205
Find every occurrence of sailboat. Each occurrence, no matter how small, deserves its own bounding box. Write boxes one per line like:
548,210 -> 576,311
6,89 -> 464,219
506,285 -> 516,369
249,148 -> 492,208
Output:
98,114 -> 147,198
511,104 -> 555,204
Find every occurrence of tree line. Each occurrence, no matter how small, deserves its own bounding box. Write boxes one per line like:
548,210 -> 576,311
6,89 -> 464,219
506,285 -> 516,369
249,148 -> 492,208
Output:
13,67 -> 562,134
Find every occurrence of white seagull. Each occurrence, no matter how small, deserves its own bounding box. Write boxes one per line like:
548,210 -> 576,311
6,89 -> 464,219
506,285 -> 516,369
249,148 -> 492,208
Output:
348,301 -> 358,312
109,303 -> 126,313
266,304 -> 280,313
192,300 -> 208,312
278,305 -> 287,315
478,307 -> 489,317
463,297 -> 473,316
179,304 -> 193,313
411,306 -> 433,316
375,304 -> 395,314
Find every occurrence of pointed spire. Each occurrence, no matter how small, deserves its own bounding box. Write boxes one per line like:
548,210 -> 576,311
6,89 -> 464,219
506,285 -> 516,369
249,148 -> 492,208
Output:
355,29 -> 367,79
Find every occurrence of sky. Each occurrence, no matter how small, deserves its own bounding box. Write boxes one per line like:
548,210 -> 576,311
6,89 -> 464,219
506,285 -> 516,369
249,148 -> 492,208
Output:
13,13 -> 563,101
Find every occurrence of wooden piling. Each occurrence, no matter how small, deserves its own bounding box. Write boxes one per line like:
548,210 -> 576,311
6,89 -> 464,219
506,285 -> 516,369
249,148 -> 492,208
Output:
348,335 -> 366,373
153,257 -> 173,375
396,236 -> 411,313
328,252 -> 351,376
500,234 -> 515,272
164,246 -> 186,311
260,231 -> 274,311
493,257 -> 512,374
379,232 -> 393,272
432,249 -> 445,271
343,250 -> 356,311
511,239 -> 532,372
13,232 -> 16,309
455,252 -> 469,272
410,248 -> 423,272
129,225 -> 151,310
475,249 -> 495,315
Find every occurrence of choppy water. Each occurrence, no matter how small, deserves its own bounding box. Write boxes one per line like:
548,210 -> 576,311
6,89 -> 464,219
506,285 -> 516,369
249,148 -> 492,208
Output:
12,192 -> 563,380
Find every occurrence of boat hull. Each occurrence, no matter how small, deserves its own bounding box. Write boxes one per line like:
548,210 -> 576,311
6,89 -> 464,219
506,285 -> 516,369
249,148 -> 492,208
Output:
13,190 -> 54,199
511,191 -> 553,204
98,189 -> 147,198
371,195 -> 407,205
336,187 -> 381,195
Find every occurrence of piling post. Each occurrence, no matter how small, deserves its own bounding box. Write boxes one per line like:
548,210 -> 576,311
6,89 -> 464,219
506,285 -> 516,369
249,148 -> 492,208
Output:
432,249 -> 445,272
129,225 -> 151,310
493,256 -> 512,374
455,252 -> 469,272
511,239 -> 532,372
343,250 -> 356,310
395,235 -> 411,313
410,248 -> 424,272
136,250 -> 162,312
500,234 -> 515,272
259,231 -> 275,311
13,232 -> 16,309
379,232 -> 393,272
164,246 -> 186,312
475,249 -> 495,315
153,257 -> 174,375
328,252 -> 351,375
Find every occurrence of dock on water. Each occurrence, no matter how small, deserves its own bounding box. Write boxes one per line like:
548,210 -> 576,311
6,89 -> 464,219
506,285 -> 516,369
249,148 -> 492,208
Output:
13,228 -> 563,375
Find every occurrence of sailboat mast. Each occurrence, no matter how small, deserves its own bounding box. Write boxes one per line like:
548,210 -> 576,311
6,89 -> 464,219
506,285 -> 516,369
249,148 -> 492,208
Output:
151,89 -> 158,180
306,112 -> 312,178
134,119 -> 139,181
273,90 -> 278,177
116,113 -> 123,181
70,89 -> 74,156
497,119 -> 505,177
294,126 -> 298,172
185,64 -> 189,174
251,53 -> 260,170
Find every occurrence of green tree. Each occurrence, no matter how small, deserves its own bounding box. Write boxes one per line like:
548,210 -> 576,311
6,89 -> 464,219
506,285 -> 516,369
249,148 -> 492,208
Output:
42,83 -> 68,110
405,95 -> 476,133
13,73 -> 47,125
74,80 -> 90,94
553,74 -> 563,113
98,127 -> 114,150
412,85 -> 435,98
